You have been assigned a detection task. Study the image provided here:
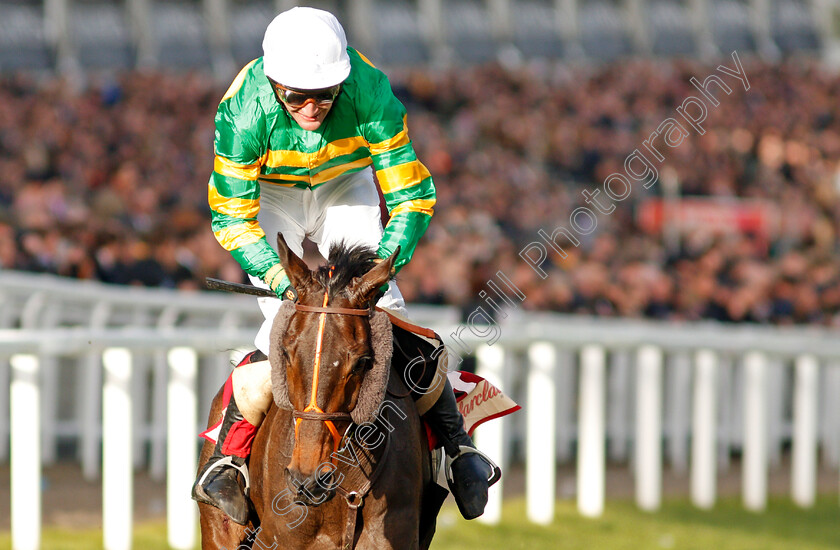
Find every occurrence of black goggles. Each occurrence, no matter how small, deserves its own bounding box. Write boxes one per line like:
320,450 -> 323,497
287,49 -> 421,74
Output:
268,79 -> 340,108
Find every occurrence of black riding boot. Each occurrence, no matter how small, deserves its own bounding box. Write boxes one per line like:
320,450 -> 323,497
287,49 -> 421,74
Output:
423,379 -> 501,520
191,395 -> 251,525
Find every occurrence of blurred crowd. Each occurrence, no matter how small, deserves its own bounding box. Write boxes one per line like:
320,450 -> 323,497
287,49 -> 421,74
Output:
2,56 -> 840,326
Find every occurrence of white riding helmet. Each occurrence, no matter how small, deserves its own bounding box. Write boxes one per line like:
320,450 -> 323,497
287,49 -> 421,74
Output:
262,7 -> 352,90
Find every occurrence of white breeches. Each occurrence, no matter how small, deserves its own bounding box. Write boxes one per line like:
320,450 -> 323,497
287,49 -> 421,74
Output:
249,168 -> 407,355
230,361 -> 273,427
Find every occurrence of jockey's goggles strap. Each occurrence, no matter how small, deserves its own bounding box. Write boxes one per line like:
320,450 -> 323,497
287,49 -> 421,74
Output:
268,78 -> 340,108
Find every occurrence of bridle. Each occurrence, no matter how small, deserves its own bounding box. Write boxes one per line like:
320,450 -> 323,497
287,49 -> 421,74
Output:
291,270 -> 373,459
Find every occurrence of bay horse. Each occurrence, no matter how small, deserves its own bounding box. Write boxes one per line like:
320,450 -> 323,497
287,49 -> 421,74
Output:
197,234 -> 438,549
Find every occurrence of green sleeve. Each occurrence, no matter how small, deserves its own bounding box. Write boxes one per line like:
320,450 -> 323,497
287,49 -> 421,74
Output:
357,58 -> 436,272
209,62 -> 289,293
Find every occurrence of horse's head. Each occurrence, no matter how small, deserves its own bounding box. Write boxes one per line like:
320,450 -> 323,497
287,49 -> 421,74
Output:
268,234 -> 396,505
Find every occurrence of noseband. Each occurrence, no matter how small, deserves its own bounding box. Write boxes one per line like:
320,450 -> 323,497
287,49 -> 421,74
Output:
292,275 -> 374,460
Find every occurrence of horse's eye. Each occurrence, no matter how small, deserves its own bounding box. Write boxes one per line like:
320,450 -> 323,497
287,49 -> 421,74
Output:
352,356 -> 372,373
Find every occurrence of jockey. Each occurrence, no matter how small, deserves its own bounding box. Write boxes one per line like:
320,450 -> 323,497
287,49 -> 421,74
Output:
192,7 -> 497,525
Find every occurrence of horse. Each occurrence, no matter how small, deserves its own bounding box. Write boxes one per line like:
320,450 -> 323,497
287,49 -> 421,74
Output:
197,234 -> 439,549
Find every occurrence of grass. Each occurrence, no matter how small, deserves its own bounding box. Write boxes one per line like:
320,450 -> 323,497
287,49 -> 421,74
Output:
1,496 -> 838,549
431,496 -> 840,550
0,522 -> 177,550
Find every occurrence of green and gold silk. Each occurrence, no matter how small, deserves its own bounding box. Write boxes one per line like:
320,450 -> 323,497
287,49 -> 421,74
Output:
209,49 -> 436,292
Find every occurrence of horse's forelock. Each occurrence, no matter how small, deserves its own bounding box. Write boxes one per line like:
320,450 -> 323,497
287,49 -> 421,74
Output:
315,242 -> 379,298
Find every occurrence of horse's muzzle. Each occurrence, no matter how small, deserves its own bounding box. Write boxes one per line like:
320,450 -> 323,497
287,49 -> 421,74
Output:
285,467 -> 337,506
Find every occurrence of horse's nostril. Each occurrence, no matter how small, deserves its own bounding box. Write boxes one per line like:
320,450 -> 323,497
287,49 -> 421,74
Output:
317,465 -> 333,487
286,467 -> 308,492
318,471 -> 333,490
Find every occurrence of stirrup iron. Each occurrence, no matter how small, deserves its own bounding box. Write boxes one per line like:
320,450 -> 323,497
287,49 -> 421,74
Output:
444,445 -> 501,487
197,455 -> 251,496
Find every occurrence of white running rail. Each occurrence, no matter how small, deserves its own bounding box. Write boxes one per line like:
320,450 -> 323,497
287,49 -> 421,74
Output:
2,271 -> 840,549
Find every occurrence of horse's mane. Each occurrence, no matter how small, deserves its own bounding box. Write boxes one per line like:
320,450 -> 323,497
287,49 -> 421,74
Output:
314,241 -> 381,297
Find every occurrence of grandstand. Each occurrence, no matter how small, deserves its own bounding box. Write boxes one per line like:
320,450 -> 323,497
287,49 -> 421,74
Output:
1,0 -> 839,328
0,0 -> 830,75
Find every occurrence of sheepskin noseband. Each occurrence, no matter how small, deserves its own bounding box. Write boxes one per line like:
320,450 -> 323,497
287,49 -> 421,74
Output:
353,310 -> 393,424
269,301 -> 394,425
269,300 -> 296,412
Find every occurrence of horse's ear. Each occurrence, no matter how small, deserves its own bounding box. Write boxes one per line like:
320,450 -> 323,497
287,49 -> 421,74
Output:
276,233 -> 310,289
348,246 -> 400,304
